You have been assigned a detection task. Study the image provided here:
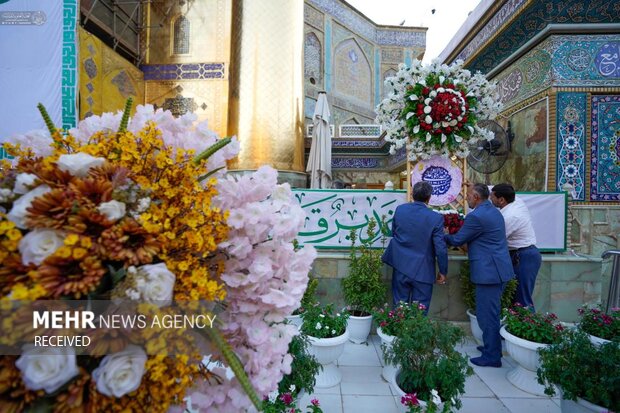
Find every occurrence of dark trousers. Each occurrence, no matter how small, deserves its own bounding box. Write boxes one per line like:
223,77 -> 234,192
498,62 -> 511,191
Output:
510,246 -> 542,311
392,269 -> 433,315
476,282 -> 506,363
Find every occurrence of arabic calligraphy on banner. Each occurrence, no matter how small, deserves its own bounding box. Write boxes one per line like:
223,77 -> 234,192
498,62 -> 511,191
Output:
292,189 -> 407,249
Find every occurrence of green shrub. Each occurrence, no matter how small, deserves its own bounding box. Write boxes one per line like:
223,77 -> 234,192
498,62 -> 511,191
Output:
384,305 -> 473,413
342,217 -> 387,316
502,304 -> 563,344
460,260 -> 518,311
293,278 -> 319,316
277,333 -> 321,396
300,304 -> 349,339
537,329 -> 620,411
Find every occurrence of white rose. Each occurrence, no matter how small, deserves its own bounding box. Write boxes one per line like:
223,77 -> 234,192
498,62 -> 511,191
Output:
19,229 -> 65,265
7,185 -> 51,229
135,263 -> 176,307
98,200 -> 126,222
13,173 -> 38,195
92,345 -> 147,398
16,346 -> 79,394
57,153 -> 105,177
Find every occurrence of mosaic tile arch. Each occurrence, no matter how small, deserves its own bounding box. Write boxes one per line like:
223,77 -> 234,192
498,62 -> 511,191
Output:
591,94 -> 620,201
556,92 -> 587,201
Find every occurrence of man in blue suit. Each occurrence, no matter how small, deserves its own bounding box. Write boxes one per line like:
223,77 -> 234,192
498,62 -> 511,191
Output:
382,181 -> 448,314
445,183 -> 515,368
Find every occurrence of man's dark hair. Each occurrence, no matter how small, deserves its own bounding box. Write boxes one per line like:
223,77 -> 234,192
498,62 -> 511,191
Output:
332,180 -> 345,189
471,183 -> 489,200
492,183 -> 515,203
412,181 -> 433,202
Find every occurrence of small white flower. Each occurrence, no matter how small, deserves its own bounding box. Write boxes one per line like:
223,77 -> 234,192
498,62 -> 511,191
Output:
413,125 -> 420,134
13,173 -> 38,195
98,200 -> 126,222
423,106 -> 432,114
315,322 -> 322,330
437,87 -> 445,93
57,153 -> 105,177
430,90 -> 437,98
431,389 -> 442,405
16,346 -> 79,394
319,314 -> 325,318
426,133 -> 432,142
332,329 -> 336,335
409,95 -> 418,101
425,115 -> 432,124
406,112 -> 415,120
424,98 -> 431,105
441,134 -> 447,143
0,188 -> 13,203
289,384 -> 296,393
19,229 -> 65,266
92,345 -> 147,398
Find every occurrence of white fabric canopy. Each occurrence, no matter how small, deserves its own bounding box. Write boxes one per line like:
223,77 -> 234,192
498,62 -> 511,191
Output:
306,92 -> 332,188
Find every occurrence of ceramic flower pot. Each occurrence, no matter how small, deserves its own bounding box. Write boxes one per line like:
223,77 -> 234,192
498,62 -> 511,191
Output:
307,330 -> 349,388
376,326 -> 397,383
586,333 -> 611,347
391,368 -> 444,413
500,325 -> 550,396
347,313 -> 373,344
559,394 -> 610,413
286,313 -> 303,328
466,308 -> 484,346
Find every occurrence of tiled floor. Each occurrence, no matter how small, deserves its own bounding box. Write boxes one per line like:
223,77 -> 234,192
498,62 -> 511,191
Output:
298,335 -> 561,413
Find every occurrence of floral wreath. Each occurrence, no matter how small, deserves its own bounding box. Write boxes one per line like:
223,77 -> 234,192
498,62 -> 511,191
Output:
376,60 -> 502,161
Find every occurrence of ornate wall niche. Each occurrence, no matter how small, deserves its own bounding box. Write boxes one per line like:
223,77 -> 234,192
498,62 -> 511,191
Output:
333,38 -> 372,106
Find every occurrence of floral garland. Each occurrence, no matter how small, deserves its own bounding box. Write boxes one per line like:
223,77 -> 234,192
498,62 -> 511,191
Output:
0,103 -> 316,412
376,60 -> 502,161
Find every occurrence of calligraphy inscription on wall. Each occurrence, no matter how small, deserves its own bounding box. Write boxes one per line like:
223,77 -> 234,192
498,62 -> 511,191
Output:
292,189 -> 406,248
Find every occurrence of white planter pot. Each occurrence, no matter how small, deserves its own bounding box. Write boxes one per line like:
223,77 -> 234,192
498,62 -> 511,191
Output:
286,313 -> 303,328
307,330 -> 349,388
466,308 -> 484,346
587,333 -> 611,347
560,395 -> 610,413
377,326 -> 397,383
391,369 -> 444,413
347,314 -> 373,344
500,325 -> 550,396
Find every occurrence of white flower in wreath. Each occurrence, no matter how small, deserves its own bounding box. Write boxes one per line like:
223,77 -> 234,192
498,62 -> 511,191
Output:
98,200 -> 126,222
92,345 -> 147,398
16,346 -> 79,394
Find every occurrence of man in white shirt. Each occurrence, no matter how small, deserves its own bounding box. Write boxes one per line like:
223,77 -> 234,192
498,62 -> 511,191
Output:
490,183 -> 542,310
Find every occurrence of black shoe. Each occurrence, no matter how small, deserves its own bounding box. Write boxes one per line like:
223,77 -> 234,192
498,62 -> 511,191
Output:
470,357 -> 501,368
476,345 -> 484,352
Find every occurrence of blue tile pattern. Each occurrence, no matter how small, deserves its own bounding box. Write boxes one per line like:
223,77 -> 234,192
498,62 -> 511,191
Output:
556,93 -> 587,201
332,157 -> 380,168
590,95 -> 620,201
553,36 -> 620,85
141,63 -> 225,81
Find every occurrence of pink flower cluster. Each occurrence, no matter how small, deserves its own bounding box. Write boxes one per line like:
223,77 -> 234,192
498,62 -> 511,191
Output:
187,166 -> 316,412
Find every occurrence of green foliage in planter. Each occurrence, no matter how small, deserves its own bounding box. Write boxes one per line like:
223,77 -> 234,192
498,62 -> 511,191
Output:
342,217 -> 387,316
537,329 -> 620,411
460,260 -> 518,312
277,333 -> 322,397
577,304 -> 620,341
293,278 -> 319,316
384,306 -> 473,412
502,304 -> 563,344
300,304 -> 349,339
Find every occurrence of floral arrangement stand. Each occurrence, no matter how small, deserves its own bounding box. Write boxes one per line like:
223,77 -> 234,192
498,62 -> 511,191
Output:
501,305 -> 564,396
376,59 -> 501,203
0,100 -> 317,412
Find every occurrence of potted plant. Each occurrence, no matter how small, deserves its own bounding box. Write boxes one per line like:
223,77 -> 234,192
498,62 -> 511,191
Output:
384,303 -> 473,413
261,393 -> 323,413
287,278 -> 319,328
537,329 -> 619,413
576,304 -> 619,346
342,217 -> 387,343
373,301 -> 427,382
300,304 -> 349,388
460,260 -> 518,345
500,304 -> 564,396
262,333 -> 324,412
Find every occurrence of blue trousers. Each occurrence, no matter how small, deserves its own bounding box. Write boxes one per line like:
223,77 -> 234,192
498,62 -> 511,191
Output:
511,246 -> 542,311
392,269 -> 433,314
476,282 -> 506,363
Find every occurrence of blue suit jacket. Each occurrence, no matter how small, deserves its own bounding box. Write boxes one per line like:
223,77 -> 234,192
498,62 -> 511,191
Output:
445,200 -> 514,284
382,201 -> 448,283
